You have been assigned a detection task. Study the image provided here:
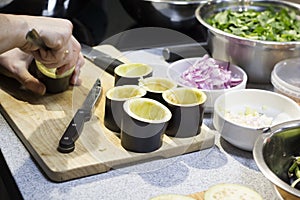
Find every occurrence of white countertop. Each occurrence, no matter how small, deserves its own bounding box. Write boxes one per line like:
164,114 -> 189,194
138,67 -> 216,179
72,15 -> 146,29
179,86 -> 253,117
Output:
0,48 -> 280,200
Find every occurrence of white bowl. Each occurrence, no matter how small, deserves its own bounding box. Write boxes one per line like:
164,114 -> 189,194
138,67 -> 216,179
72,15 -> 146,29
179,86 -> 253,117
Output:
213,89 -> 300,151
167,57 -> 247,111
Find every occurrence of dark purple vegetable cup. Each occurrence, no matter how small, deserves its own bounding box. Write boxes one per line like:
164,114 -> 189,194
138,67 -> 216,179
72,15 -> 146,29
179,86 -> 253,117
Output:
162,87 -> 207,138
104,85 -> 147,133
121,98 -> 172,153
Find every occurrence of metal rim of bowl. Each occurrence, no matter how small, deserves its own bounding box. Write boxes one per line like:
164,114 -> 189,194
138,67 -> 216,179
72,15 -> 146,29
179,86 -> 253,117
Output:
195,0 -> 300,46
253,120 -> 300,198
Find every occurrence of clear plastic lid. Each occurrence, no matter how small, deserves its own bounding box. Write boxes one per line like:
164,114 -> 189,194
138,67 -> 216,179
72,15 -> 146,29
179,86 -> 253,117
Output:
271,57 -> 300,99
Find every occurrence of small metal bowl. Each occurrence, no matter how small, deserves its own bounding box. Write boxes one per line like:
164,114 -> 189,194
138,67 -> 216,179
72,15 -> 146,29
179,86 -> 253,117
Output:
195,0 -> 300,83
253,120 -> 300,199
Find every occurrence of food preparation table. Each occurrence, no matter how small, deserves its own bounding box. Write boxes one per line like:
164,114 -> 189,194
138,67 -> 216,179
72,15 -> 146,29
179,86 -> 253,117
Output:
0,47 -> 280,200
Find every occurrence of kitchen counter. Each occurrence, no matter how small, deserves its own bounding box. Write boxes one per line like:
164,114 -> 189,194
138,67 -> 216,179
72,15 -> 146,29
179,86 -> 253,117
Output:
0,47 -> 280,200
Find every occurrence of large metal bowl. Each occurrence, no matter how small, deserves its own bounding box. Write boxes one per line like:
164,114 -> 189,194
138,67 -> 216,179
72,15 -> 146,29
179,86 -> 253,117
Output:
253,120 -> 300,199
195,0 -> 300,83
119,0 -> 207,30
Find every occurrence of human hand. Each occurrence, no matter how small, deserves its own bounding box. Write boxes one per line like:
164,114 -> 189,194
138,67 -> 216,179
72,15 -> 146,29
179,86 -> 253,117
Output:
17,15 -> 84,78
70,51 -> 84,86
0,48 -> 46,95
0,48 -> 84,95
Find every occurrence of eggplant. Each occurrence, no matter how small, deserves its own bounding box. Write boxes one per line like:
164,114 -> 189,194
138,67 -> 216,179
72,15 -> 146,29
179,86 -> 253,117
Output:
30,60 -> 74,93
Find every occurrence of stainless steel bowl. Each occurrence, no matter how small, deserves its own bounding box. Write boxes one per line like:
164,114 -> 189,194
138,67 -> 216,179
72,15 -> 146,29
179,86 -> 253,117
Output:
195,0 -> 300,83
120,0 -> 207,30
253,120 -> 300,199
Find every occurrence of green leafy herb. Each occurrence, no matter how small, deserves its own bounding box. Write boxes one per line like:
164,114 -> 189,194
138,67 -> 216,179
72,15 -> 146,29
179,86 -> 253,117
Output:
288,156 -> 300,188
206,7 -> 300,42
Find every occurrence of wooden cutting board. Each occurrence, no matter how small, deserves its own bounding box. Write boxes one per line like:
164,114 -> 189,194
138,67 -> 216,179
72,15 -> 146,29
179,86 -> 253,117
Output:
189,191 -> 205,200
0,45 -> 215,182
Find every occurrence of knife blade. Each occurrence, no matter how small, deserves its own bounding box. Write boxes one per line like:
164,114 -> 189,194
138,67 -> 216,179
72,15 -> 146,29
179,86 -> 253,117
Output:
81,44 -> 124,75
57,78 -> 102,153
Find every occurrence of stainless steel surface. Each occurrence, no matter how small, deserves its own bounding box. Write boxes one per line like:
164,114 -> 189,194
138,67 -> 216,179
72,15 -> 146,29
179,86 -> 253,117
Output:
119,0 -> 207,30
253,120 -> 300,198
195,0 -> 300,83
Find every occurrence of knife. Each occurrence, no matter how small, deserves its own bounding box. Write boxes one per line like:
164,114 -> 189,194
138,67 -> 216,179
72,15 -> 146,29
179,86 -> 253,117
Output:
81,44 -> 124,75
162,42 -> 209,62
26,28 -> 51,50
57,79 -> 102,153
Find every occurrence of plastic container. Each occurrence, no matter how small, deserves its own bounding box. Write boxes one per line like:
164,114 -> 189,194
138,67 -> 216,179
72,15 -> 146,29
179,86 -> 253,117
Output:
271,58 -> 300,106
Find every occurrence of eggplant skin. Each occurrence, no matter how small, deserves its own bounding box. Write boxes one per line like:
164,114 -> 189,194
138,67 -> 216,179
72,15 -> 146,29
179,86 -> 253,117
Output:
35,69 -> 70,93
30,60 -> 72,94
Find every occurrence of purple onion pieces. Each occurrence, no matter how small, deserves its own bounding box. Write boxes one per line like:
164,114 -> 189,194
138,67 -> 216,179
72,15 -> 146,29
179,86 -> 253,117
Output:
180,55 -> 243,90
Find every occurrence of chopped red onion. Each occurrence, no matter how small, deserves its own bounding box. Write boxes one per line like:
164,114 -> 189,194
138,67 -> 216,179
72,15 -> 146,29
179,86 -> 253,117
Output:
180,55 -> 243,90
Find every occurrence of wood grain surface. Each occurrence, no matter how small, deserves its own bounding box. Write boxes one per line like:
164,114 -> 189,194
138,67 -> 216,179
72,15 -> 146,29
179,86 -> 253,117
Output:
189,191 -> 205,200
275,186 -> 298,200
0,45 -> 215,182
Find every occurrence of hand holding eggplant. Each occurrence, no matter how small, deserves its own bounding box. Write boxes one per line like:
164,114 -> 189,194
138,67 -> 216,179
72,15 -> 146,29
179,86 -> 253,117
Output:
0,14 -> 85,94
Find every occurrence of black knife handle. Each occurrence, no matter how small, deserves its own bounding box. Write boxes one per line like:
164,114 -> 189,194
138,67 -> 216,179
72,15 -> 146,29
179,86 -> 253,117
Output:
57,109 -> 90,153
162,42 -> 209,62
92,56 -> 124,76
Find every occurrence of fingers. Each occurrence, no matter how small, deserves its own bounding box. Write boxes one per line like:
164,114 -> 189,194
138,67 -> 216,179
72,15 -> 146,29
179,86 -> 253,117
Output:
70,52 -> 85,86
21,71 -> 46,95
21,17 -> 73,53
0,49 -> 47,95
26,34 -> 84,91
23,18 -> 78,73
32,36 -> 81,75
10,59 -> 47,95
19,16 -> 84,87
